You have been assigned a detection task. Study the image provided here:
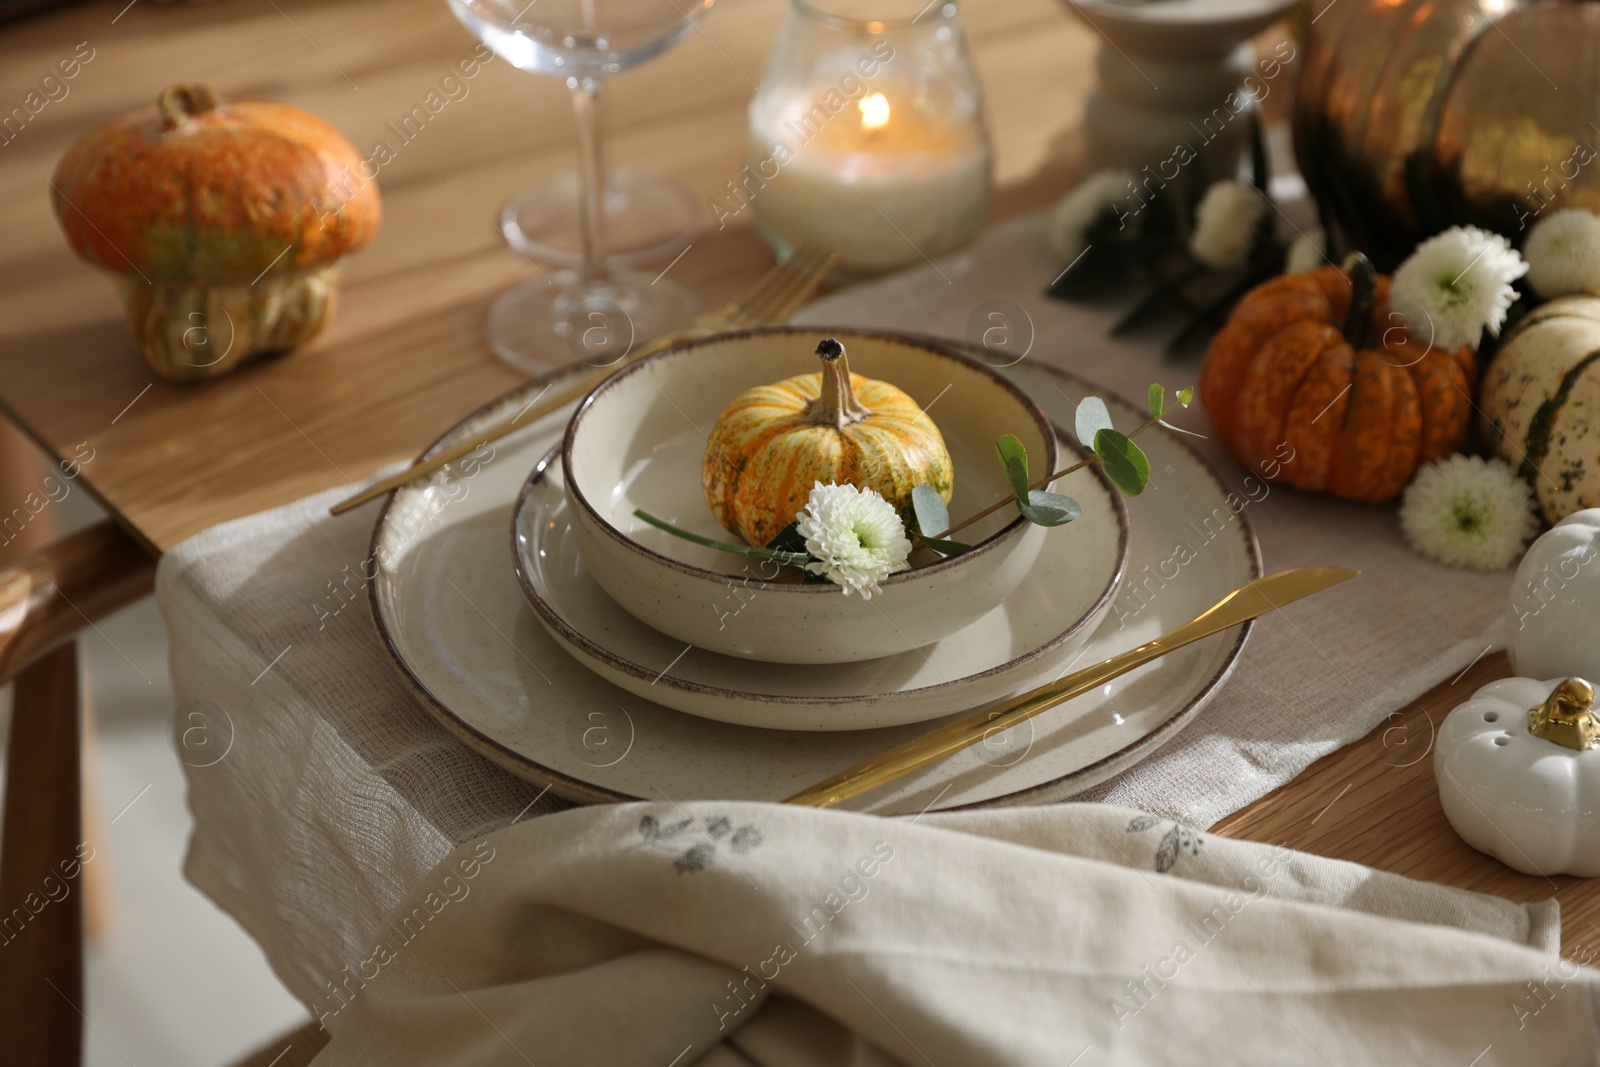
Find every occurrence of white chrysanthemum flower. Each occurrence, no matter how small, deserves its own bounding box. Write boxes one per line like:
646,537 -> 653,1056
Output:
1190,180 -> 1267,269
795,482 -> 912,598
1284,225 -> 1327,274
1399,455 -> 1538,571
1391,226 -> 1527,352
1047,169 -> 1135,263
1524,209 -> 1600,298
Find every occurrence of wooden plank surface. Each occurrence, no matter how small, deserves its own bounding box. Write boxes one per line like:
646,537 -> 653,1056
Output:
1215,652 -> 1600,957
0,0 -> 1591,959
0,0 -> 1093,553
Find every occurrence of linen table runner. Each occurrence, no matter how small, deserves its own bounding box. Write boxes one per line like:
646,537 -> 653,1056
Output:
165,213 -> 1514,1009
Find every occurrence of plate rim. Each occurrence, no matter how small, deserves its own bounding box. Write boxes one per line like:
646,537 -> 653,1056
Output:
368,352 -> 1263,810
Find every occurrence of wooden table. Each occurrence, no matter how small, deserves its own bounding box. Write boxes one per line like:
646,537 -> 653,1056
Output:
0,0 -> 1593,958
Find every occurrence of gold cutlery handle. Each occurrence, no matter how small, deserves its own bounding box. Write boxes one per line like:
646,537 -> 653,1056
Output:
783,566 -> 1359,809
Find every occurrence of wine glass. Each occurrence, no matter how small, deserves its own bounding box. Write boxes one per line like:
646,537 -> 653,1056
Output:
447,0 -> 714,371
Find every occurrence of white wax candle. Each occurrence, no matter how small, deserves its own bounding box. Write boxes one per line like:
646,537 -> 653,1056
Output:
746,90 -> 991,277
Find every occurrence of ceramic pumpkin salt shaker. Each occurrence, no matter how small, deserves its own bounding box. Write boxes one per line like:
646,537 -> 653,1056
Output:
1199,254 -> 1475,502
51,83 -> 380,383
1436,676 -> 1600,876
703,338 -> 953,548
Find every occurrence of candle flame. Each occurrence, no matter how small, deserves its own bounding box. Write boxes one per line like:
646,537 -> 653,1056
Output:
858,93 -> 890,132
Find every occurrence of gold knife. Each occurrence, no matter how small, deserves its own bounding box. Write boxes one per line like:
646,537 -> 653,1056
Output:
784,566 -> 1360,809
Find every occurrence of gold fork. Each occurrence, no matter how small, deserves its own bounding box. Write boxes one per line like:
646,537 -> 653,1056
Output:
329,240 -> 839,516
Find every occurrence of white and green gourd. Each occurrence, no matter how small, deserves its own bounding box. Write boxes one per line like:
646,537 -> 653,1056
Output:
1480,294 -> 1600,524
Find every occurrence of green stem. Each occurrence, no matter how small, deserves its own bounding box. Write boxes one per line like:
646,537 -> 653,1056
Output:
633,509 -> 812,566
941,411 -> 1165,540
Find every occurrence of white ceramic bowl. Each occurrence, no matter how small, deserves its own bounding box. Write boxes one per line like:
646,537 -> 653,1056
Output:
561,328 -> 1061,664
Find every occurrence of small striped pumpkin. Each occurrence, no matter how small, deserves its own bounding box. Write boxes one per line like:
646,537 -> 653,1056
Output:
1481,294 -> 1600,523
703,338 -> 953,548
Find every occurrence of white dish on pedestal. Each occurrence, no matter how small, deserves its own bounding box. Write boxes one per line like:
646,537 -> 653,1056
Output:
1064,0 -> 1302,180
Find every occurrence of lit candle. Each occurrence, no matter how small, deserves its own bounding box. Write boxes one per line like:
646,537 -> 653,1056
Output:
747,84 -> 992,280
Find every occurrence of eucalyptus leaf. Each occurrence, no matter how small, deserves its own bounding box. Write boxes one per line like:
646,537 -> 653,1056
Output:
1017,490 -> 1081,527
1147,384 -> 1164,419
911,484 -> 951,539
921,537 -> 972,557
995,435 -> 1032,502
1093,430 -> 1152,496
1074,397 -> 1113,451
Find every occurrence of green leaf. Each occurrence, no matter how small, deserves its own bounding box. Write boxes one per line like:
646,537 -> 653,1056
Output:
1147,384 -> 1164,419
1176,386 -> 1194,408
921,537 -> 972,557
765,521 -> 807,554
1017,490 -> 1081,527
765,521 -> 828,581
1093,430 -> 1152,496
995,435 -> 1032,502
911,484 -> 951,539
1074,398 -> 1113,452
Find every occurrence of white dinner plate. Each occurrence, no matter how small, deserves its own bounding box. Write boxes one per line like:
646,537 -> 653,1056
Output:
510,444 -> 1129,731
369,354 -> 1261,813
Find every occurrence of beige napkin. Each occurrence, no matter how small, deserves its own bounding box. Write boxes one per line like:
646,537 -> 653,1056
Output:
309,802 -> 1588,1066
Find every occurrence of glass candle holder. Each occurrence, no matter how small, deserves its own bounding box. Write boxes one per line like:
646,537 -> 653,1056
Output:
744,0 -> 993,283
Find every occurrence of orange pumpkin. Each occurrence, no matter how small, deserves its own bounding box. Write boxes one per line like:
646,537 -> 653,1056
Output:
52,83 -> 380,382
703,338 -> 953,548
1200,256 -> 1476,502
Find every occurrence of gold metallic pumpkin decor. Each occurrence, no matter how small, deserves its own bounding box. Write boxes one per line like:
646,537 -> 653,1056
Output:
1296,0 -> 1600,266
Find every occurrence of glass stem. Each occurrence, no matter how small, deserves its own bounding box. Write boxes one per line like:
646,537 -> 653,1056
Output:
569,74 -> 609,282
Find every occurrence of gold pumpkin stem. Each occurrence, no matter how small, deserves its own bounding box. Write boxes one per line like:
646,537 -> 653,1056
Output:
1528,677 -> 1600,751
803,338 -> 872,429
158,83 -> 219,130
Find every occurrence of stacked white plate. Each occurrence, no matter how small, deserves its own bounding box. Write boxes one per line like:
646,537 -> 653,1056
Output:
369,338 -> 1261,814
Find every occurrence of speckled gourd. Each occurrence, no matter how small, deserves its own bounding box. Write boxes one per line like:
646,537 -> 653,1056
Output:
1480,294 -> 1600,523
1199,254 -> 1476,502
51,83 -> 380,383
702,338 -> 953,548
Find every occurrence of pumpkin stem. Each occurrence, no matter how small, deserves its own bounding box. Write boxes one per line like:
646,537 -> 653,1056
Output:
158,83 -> 219,130
1528,677 -> 1600,751
803,338 -> 872,429
1340,251 -> 1378,350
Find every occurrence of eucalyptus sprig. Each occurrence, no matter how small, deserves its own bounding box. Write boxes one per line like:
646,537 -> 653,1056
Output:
909,384 -> 1195,549
633,509 -> 812,567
